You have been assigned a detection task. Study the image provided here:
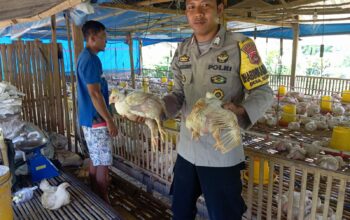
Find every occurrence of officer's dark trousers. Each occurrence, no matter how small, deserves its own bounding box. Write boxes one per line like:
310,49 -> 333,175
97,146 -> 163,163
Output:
171,155 -> 247,220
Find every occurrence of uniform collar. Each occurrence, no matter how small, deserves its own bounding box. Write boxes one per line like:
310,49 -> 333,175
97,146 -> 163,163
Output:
190,25 -> 226,49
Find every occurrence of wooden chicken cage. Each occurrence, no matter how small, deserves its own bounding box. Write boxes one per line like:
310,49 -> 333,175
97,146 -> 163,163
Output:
111,115 -> 350,220
269,74 -> 350,96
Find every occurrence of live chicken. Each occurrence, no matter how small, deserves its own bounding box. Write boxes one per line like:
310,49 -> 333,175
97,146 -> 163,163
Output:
109,89 -> 167,150
185,92 -> 241,153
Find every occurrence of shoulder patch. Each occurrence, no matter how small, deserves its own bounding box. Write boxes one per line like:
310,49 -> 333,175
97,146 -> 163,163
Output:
239,38 -> 268,90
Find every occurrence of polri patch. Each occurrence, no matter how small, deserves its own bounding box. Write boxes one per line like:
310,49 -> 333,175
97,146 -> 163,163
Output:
241,39 -> 260,65
217,51 -> 229,63
179,54 -> 190,62
211,75 -> 227,84
213,88 -> 224,100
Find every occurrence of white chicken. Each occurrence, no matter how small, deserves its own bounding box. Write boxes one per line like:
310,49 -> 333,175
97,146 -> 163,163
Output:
185,92 -> 241,153
304,141 -> 322,158
275,190 -> 322,220
288,122 -> 300,131
332,105 -> 345,116
266,115 -> 278,127
273,140 -> 293,152
307,104 -> 320,117
316,154 -> 345,171
109,89 -> 167,149
305,121 -> 317,132
296,102 -> 309,115
40,180 -> 70,210
287,144 -> 306,160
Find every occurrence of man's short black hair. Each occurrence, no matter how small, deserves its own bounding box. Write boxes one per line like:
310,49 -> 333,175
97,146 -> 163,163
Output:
82,20 -> 106,40
185,0 -> 223,6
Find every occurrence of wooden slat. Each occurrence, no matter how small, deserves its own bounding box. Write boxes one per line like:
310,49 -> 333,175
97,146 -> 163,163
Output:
257,158 -> 264,220
298,169 -> 308,220
246,157 -> 254,219
310,171 -> 320,219
322,175 -> 333,219
286,166 -> 295,220
277,165 -> 284,220
266,161 -> 274,220
335,179 -> 346,220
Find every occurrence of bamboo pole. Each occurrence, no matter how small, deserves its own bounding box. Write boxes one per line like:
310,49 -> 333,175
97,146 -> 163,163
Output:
65,12 -> 77,152
71,23 -> 84,66
51,15 -> 64,134
0,46 -> 9,82
127,33 -> 135,89
290,22 -> 299,90
59,44 -> 71,150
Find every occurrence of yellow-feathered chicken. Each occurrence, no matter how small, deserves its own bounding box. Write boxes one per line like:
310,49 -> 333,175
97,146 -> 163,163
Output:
109,89 -> 167,149
186,92 -> 241,153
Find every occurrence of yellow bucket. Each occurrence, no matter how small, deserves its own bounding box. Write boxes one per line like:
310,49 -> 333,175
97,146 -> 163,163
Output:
278,85 -> 287,96
321,96 -> 332,112
253,158 -> 270,184
0,165 -> 13,220
161,77 -> 168,84
280,104 -> 296,126
243,158 -> 271,185
330,126 -> 350,151
342,90 -> 350,103
167,80 -> 174,92
142,78 -> 150,93
163,119 -> 178,143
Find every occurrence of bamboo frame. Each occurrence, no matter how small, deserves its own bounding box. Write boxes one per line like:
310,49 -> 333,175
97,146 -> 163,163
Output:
0,0 -> 84,29
110,114 -> 350,219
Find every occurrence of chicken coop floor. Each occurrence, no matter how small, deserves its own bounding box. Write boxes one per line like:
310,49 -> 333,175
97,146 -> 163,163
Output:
64,166 -> 174,220
12,172 -> 121,220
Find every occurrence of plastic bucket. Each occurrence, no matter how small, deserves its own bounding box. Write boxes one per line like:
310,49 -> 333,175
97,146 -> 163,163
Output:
330,126 -> 350,151
0,165 -> 13,220
321,96 -> 332,112
342,90 -> 350,103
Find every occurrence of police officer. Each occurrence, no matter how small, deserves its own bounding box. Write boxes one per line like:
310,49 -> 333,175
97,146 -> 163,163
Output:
162,0 -> 274,219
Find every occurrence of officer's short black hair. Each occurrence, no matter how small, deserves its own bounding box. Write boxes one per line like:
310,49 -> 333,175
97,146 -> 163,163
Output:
82,20 -> 106,40
185,0 -> 223,6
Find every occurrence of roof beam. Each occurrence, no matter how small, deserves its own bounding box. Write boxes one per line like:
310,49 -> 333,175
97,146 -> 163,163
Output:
136,0 -> 174,6
225,16 -> 293,27
0,0 -> 84,29
112,15 -> 183,31
99,3 -> 184,15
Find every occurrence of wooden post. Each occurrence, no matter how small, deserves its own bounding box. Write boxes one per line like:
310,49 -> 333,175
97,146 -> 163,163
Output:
139,38 -> 143,76
65,12 -> 77,152
290,22 -> 299,90
71,23 -> 84,68
127,33 -> 135,89
51,15 -> 64,134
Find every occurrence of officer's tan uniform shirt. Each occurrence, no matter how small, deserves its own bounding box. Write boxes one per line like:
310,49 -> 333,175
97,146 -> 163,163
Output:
164,26 -> 274,167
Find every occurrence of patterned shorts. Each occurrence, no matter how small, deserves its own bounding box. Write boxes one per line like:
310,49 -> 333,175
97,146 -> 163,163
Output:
82,125 -> 113,166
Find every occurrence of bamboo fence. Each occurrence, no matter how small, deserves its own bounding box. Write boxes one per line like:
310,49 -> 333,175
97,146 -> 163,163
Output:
0,40 -> 72,150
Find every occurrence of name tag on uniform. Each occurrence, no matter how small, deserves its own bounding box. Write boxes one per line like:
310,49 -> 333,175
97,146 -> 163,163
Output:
180,64 -> 191,69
